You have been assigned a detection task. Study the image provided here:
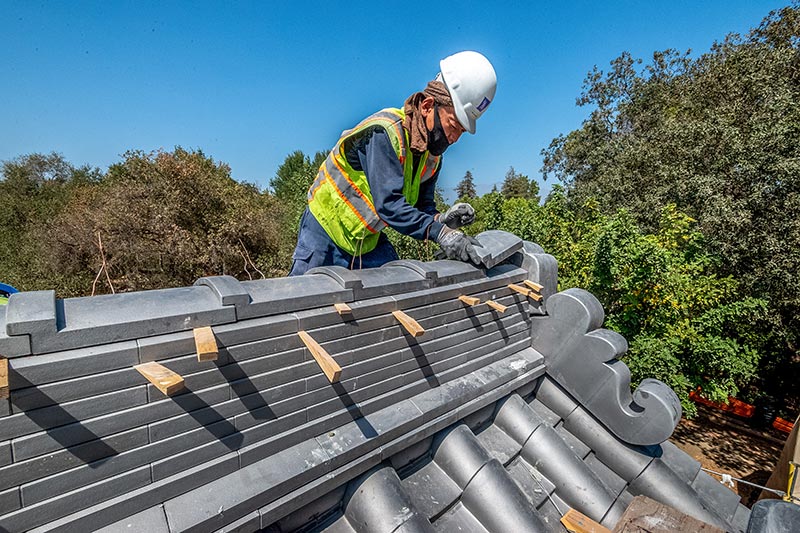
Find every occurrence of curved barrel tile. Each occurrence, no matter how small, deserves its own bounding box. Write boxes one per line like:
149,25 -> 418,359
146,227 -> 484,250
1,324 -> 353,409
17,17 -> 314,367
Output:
344,467 -> 434,533
492,394 -> 546,447
562,406 -> 654,482
520,424 -> 616,523
461,458 -> 548,533
628,459 -> 730,530
432,424 -> 492,490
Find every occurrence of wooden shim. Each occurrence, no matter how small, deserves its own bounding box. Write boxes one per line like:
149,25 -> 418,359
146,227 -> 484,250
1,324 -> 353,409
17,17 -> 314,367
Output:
193,326 -> 219,362
298,330 -> 341,383
524,279 -> 544,292
508,283 -> 532,296
0,357 -> 8,400
510,282 -> 543,302
561,509 -> 611,533
134,362 -> 185,396
392,310 -> 425,338
334,302 -> 353,316
458,295 -> 480,306
611,495 -> 724,532
486,300 -> 507,313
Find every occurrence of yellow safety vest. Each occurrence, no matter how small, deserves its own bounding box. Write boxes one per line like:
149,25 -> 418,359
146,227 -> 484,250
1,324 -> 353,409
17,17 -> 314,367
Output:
307,108 -> 441,255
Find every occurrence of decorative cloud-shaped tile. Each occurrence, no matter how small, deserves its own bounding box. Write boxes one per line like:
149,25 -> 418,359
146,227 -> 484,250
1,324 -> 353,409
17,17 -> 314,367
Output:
531,288 -> 681,446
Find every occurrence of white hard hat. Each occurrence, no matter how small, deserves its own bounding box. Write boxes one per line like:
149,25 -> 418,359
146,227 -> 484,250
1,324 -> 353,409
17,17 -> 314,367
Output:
438,51 -> 497,134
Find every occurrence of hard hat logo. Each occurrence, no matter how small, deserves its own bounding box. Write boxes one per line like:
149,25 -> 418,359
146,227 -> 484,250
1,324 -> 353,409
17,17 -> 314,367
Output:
439,50 -> 497,134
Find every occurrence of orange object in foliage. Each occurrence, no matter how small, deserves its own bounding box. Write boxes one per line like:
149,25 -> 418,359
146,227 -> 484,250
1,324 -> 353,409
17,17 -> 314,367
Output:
689,389 -> 755,418
773,417 -> 795,434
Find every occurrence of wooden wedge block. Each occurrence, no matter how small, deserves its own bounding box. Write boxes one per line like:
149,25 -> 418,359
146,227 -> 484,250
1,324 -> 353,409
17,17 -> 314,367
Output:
134,362 -> 185,396
193,326 -> 218,362
524,280 -> 544,292
0,357 -> 8,400
298,330 -> 341,383
392,310 -> 425,337
458,295 -> 480,306
561,508 -> 611,533
486,300 -> 507,313
508,283 -> 532,296
334,302 -> 353,316
612,495 -> 724,532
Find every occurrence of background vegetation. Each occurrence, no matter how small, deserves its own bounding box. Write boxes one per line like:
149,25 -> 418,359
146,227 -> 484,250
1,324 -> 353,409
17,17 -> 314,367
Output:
1,5 -> 797,418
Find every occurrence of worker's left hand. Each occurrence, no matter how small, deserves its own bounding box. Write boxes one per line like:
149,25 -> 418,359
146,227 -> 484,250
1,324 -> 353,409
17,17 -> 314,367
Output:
436,228 -> 482,265
441,202 -> 476,229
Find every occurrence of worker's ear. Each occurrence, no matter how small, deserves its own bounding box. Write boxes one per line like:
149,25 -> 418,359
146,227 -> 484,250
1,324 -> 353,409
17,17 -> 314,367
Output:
420,96 -> 435,118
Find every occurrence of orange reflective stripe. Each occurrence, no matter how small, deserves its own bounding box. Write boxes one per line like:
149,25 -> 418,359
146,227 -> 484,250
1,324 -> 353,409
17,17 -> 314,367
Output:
307,172 -> 326,201
322,163 -> 382,234
330,154 -> 378,213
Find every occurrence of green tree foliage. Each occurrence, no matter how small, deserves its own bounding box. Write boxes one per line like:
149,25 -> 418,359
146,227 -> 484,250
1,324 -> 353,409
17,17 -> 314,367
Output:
589,207 -> 767,414
1,149 -> 286,296
500,166 -> 540,202
455,170 -> 477,199
461,187 -> 766,415
270,150 -> 327,227
540,4 -> 800,412
0,153 -> 102,293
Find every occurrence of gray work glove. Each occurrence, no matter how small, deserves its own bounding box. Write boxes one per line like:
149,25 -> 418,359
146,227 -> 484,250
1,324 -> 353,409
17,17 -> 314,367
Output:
436,227 -> 482,265
441,202 -> 476,229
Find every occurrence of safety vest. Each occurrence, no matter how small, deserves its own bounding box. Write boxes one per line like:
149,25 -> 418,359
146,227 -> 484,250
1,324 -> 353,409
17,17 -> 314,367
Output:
307,108 -> 441,255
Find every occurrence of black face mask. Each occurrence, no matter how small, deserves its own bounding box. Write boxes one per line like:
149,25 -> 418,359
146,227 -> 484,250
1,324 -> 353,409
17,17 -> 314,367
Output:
427,103 -> 450,156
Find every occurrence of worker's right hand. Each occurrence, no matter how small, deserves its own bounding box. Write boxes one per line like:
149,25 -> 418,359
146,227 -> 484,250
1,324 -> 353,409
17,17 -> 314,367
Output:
441,202 -> 476,229
437,227 -> 482,265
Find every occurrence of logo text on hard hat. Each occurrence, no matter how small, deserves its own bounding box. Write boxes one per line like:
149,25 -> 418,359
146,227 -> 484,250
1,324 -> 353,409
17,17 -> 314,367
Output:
477,97 -> 491,112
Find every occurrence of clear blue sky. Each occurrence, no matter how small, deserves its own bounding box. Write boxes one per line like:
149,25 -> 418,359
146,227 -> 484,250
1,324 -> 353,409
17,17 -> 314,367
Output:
1,1 -> 783,202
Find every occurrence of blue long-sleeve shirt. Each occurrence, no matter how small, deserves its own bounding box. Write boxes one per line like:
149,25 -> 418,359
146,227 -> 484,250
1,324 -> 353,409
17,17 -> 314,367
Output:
345,128 -> 444,241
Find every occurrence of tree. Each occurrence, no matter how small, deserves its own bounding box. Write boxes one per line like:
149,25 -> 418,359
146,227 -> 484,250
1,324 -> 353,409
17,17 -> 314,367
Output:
41,148 -> 284,294
455,170 -> 477,199
270,150 -> 326,224
541,4 -> 800,410
0,153 -> 102,293
500,167 -> 540,202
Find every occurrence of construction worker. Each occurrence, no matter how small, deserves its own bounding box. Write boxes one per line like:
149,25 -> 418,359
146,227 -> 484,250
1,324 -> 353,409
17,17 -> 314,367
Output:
288,51 -> 497,276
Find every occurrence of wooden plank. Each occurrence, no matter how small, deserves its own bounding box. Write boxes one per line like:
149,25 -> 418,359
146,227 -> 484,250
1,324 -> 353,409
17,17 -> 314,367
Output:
508,283 -> 531,296
528,291 -> 543,302
0,356 -> 8,400
561,509 -> 611,533
485,300 -> 507,313
134,362 -> 185,396
193,326 -> 219,362
458,295 -> 481,306
334,302 -> 353,316
611,495 -> 724,532
524,280 -> 544,292
392,310 -> 425,337
298,330 -> 342,383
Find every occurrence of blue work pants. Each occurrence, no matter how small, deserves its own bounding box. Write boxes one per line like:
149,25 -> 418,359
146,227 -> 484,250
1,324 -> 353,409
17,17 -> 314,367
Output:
288,208 -> 399,276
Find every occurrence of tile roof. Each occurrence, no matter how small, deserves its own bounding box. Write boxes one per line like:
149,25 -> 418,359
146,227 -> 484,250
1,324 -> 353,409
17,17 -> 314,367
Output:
0,231 -> 750,532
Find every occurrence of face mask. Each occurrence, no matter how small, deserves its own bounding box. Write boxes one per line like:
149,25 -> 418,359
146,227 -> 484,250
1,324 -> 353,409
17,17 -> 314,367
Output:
427,103 -> 450,156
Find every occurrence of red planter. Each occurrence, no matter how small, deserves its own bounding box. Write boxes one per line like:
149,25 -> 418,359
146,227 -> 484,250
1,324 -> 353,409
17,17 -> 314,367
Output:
689,389 -> 755,418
